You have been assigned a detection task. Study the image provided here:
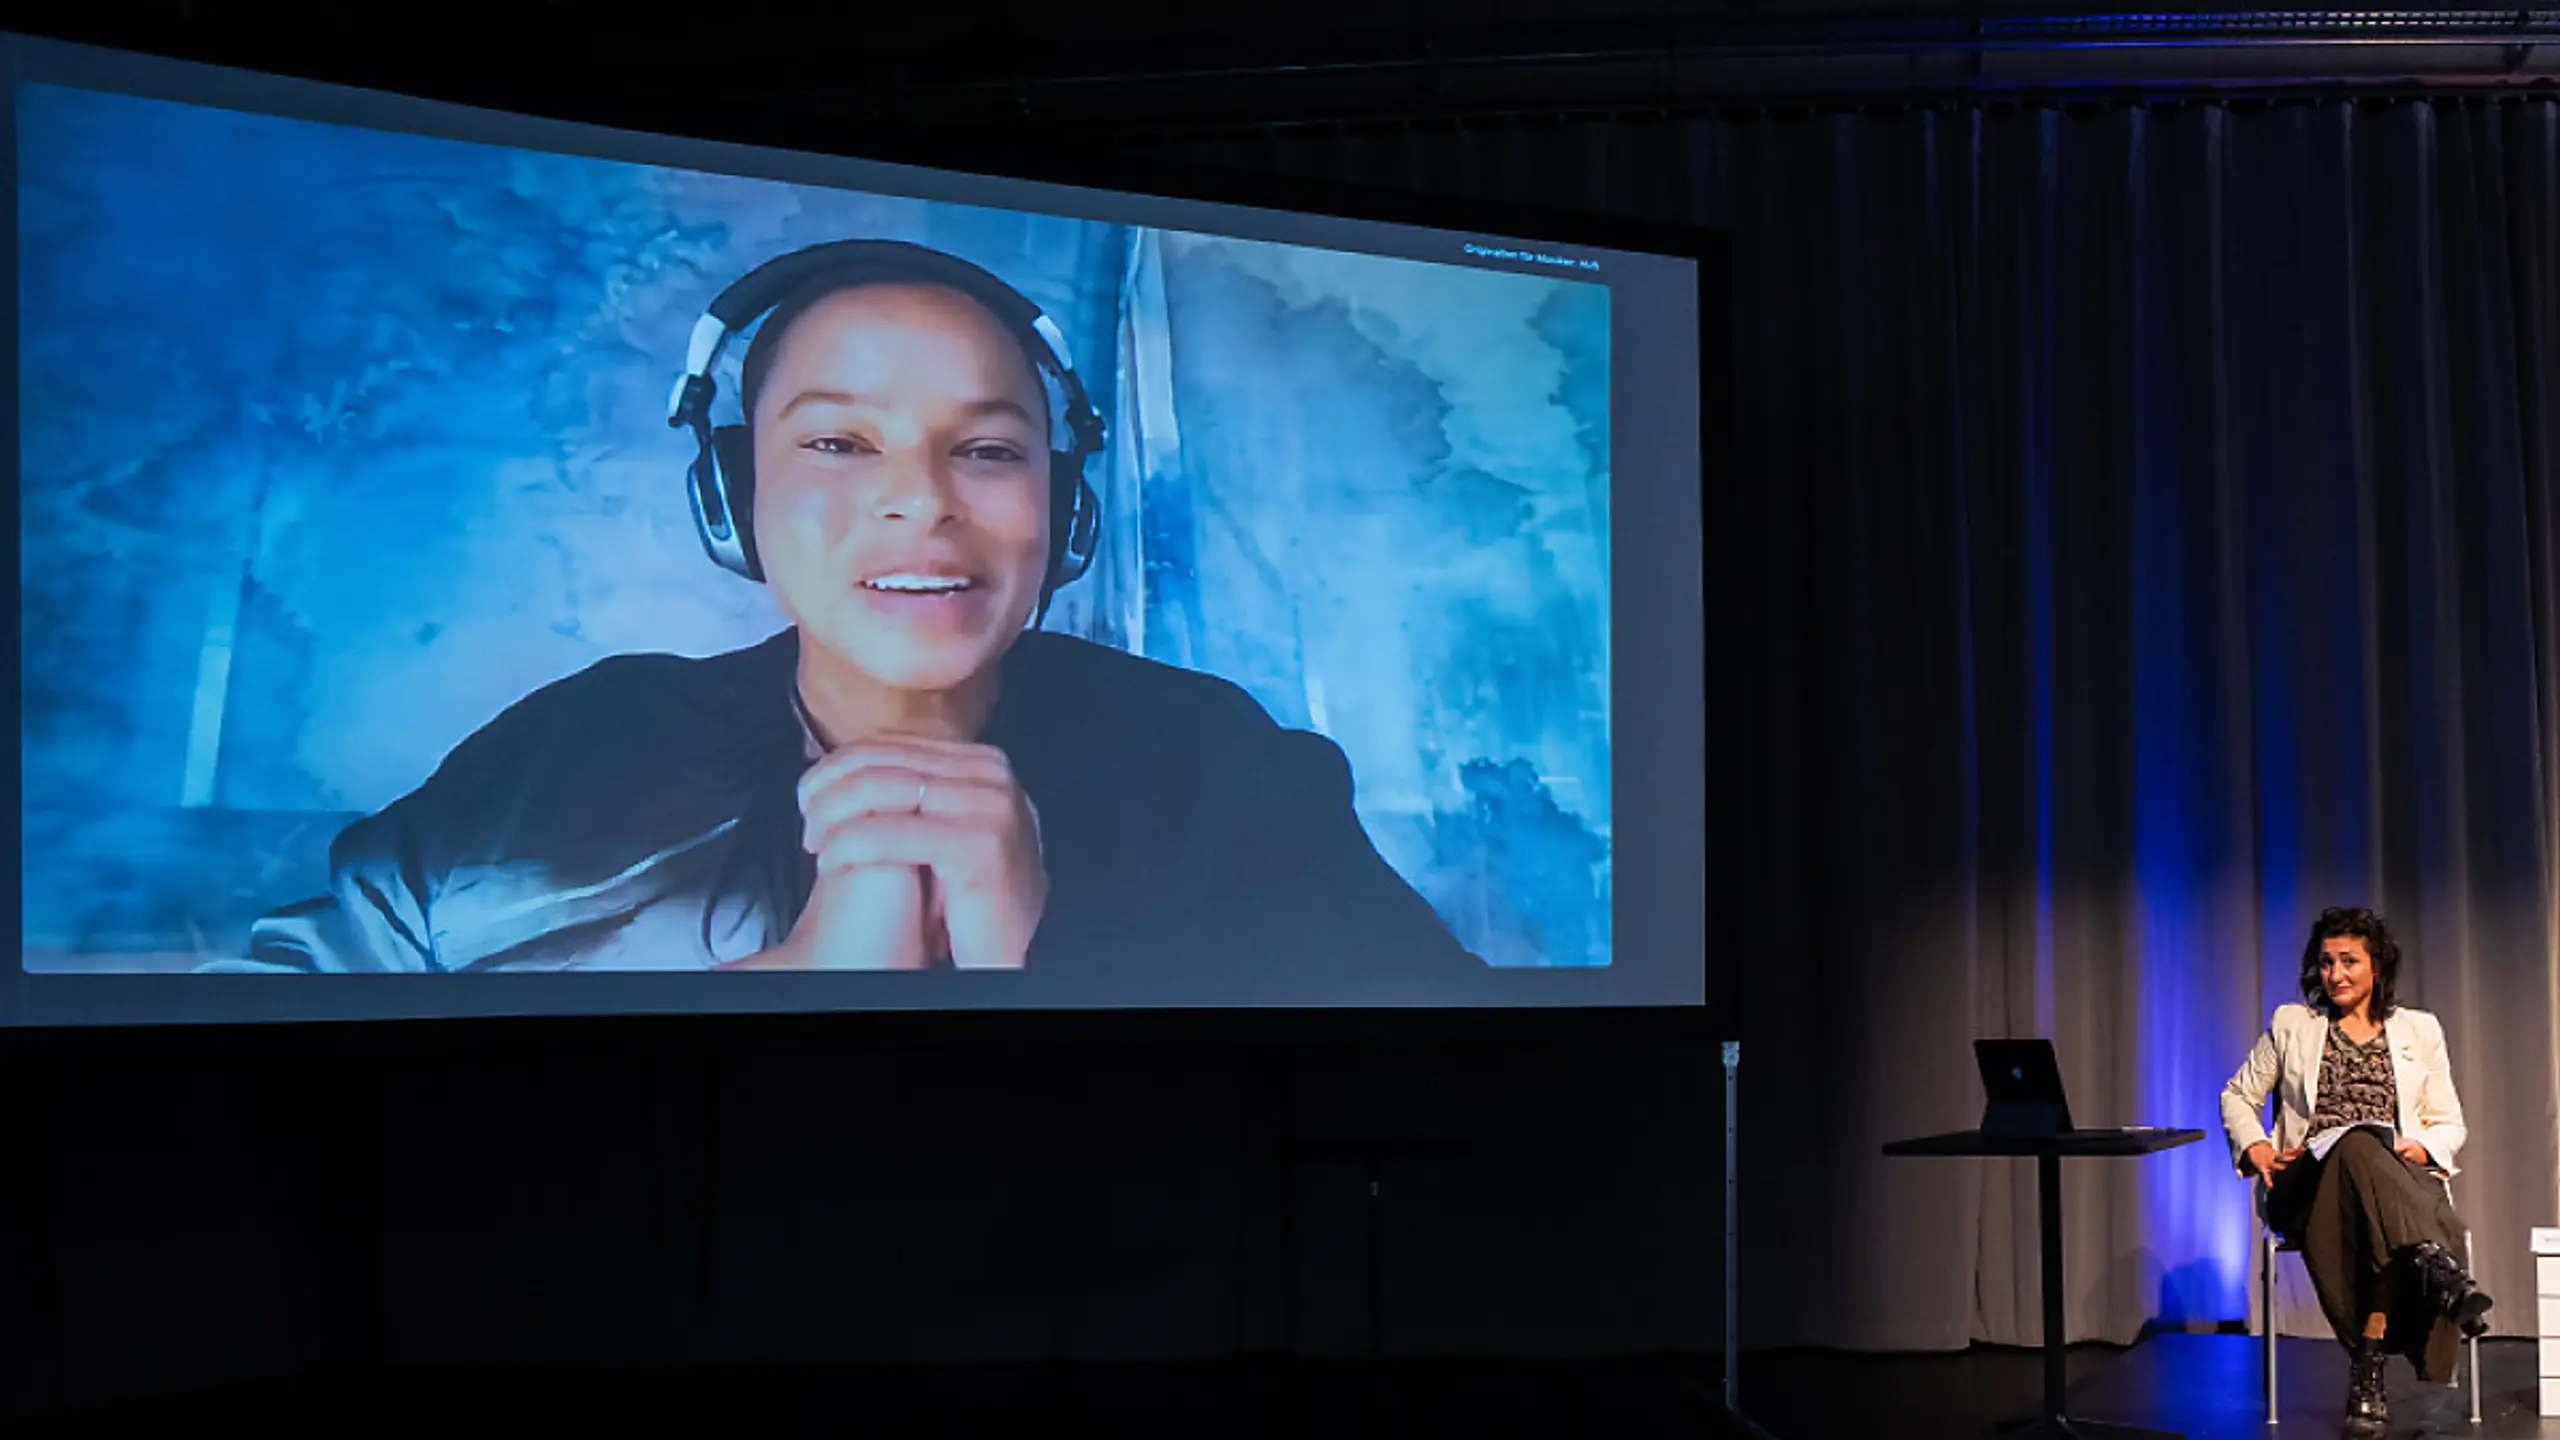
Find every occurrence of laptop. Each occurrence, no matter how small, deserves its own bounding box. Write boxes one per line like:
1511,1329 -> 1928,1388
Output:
1976,1038 -> 2073,1138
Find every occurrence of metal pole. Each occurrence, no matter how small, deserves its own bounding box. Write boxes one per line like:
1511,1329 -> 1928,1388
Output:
2039,1152 -> 2066,1421
1724,1040 -> 1741,1414
2262,1204 -> 2279,1424
2464,1225 -> 2480,1426
1717,1040 -> 1782,1440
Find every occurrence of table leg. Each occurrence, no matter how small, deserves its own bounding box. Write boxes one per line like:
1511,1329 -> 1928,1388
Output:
2000,1155 -> 2179,1440
2041,1152 -> 2064,1419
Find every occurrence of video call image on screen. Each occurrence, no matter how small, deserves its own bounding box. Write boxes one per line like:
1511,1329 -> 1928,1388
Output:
12,68 -> 1690,1015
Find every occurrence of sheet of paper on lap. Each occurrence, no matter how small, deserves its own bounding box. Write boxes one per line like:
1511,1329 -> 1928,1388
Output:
2305,1121 -> 2395,1162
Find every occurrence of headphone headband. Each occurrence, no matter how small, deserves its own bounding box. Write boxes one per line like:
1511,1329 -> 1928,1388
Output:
668,240 -> 1090,436
711,241 -> 1044,344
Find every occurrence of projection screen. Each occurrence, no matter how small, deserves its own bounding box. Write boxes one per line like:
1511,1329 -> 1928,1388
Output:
4,34 -> 1710,1024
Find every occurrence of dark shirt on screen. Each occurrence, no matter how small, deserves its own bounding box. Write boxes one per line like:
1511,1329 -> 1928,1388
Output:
234,629 -> 1478,1000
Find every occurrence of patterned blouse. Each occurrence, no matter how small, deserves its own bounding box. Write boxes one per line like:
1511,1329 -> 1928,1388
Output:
2309,1022 -> 2399,1133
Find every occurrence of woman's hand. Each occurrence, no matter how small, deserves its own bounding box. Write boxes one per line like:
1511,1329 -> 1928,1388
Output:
795,734 -> 1044,970
717,864 -> 931,971
2393,1136 -> 2432,1168
2244,1141 -> 2301,1184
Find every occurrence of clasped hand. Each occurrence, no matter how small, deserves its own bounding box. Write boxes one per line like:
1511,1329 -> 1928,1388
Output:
747,734 -> 1045,971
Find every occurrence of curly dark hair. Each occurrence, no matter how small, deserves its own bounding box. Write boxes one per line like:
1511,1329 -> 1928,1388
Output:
2299,906 -> 2402,1020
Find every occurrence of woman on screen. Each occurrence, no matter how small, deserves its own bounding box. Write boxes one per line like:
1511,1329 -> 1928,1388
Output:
2217,907 -> 2490,1438
239,240 -> 1476,993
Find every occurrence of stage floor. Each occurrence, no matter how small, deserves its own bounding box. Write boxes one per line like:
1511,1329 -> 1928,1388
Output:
1717,1334 -> 2549,1438
14,1335 -> 2550,1438
2072,1333 -> 2548,1439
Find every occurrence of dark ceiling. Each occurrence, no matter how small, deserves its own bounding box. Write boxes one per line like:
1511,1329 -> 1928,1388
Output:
4,1 -> 2555,136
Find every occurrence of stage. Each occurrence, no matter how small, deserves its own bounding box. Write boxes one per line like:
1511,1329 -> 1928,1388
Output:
1720,1335 -> 2552,1438
14,1335 -> 2548,1438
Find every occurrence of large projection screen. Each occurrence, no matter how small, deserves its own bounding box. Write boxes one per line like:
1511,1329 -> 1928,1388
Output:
4,34 -> 1710,1025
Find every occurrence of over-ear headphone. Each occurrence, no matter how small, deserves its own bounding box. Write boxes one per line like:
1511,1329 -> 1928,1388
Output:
666,240 -> 1106,601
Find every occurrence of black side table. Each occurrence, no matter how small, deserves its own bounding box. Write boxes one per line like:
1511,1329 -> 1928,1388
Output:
1883,1127 -> 2206,1439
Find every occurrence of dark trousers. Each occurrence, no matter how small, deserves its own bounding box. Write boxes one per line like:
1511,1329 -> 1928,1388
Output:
2267,1126 -> 2468,1381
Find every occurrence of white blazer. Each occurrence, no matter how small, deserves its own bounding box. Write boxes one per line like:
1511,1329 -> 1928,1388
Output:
2219,1002 -> 2467,1177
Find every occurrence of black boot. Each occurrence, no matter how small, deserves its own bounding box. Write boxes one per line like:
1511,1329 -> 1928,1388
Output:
2342,1336 -> 2391,1439
2408,1239 -> 2495,1338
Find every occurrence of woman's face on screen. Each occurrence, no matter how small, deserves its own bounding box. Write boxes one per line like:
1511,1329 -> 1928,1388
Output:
750,283 -> 1052,693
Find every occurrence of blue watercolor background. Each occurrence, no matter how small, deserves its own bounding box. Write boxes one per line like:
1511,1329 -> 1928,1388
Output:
16,84 -> 1612,971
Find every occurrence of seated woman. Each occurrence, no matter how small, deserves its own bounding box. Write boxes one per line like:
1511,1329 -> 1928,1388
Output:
234,240 -> 1479,996
2219,906 -> 2493,1438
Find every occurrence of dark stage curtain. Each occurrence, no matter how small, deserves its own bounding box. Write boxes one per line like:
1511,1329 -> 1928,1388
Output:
1119,97 -> 2560,1349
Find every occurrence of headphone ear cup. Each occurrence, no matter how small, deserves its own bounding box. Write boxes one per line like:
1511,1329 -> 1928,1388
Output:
705,424 -> 762,581
1067,476 -> 1100,578
1047,456 -> 1099,589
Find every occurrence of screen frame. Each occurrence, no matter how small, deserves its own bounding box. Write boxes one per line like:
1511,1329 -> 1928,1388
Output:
1,30 -> 1731,1035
